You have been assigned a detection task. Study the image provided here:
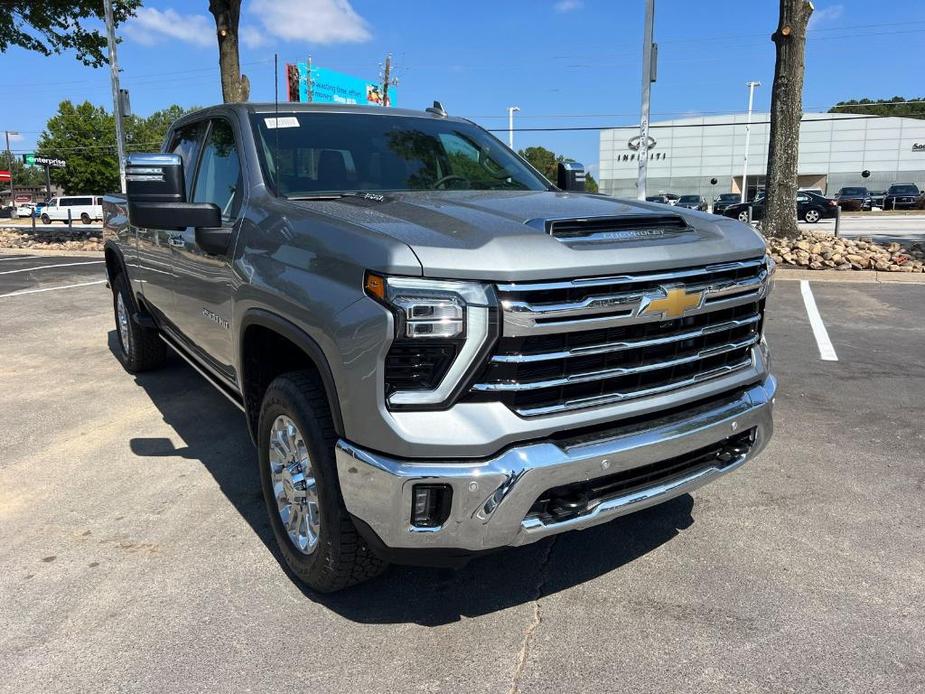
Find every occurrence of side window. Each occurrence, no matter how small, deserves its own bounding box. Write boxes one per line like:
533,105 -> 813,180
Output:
168,122 -> 206,197
192,119 -> 242,222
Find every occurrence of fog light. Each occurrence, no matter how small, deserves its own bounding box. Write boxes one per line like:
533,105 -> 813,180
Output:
411,484 -> 452,528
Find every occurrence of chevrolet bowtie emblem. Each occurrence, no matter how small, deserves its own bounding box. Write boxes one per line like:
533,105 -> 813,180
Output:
639,285 -> 704,319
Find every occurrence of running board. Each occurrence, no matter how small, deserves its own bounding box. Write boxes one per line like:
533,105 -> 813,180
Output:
158,333 -> 246,413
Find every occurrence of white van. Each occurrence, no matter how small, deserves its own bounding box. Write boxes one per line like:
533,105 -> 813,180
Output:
40,196 -> 104,224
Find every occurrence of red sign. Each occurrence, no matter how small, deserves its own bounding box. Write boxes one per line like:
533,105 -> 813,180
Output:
0,170 -> 10,182
14,194 -> 32,203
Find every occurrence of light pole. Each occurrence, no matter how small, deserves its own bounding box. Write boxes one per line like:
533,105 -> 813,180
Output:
740,80 -> 761,203
636,0 -> 656,200
103,0 -> 126,193
507,106 -> 520,150
4,130 -> 18,207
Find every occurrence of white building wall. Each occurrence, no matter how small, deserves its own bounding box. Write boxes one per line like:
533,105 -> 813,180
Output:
599,113 -> 925,199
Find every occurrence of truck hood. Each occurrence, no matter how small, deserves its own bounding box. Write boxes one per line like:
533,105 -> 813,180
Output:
295,190 -> 767,281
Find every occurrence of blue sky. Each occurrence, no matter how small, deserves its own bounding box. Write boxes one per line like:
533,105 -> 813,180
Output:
3,0 -> 925,176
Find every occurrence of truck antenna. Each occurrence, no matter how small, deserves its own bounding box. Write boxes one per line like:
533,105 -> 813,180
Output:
274,53 -> 280,196
426,100 -> 447,117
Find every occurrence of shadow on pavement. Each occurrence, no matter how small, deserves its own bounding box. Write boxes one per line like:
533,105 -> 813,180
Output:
112,331 -> 696,626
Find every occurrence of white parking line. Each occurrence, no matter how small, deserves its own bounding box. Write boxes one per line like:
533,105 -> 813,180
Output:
800,280 -> 838,361
0,255 -> 37,262
0,260 -> 104,275
0,280 -> 107,299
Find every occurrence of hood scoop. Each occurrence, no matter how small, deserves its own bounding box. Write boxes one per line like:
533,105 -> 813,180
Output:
542,214 -> 691,243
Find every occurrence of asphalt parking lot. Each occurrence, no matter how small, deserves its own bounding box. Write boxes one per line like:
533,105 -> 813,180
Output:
1,254 -> 923,693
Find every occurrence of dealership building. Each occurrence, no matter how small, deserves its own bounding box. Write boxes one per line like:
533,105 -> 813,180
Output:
598,112 -> 925,200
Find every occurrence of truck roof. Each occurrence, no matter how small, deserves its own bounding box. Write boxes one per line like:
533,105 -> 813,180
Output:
175,102 -> 469,125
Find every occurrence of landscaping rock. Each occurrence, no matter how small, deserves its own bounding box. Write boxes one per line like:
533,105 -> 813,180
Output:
764,230 -> 925,273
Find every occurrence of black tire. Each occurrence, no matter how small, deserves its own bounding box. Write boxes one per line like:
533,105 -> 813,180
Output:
80,212 -> 91,224
40,213 -> 50,224
111,272 -> 166,372
258,371 -> 386,593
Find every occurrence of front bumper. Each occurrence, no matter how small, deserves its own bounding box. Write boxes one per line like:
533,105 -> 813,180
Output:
335,375 -> 776,555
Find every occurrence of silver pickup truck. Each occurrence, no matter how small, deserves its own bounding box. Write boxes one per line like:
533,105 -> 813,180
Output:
104,102 -> 776,592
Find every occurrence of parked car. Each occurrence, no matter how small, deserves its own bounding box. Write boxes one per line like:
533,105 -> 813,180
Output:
799,188 -> 825,197
39,195 -> 104,224
645,194 -> 670,204
869,190 -> 886,209
664,192 -> 680,205
676,194 -> 707,211
883,183 -> 922,210
712,193 -> 741,215
15,202 -> 36,217
723,191 -> 837,224
102,102 -> 776,592
834,186 -> 872,211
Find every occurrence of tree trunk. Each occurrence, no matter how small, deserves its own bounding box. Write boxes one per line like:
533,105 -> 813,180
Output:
764,0 -> 813,239
209,0 -> 249,103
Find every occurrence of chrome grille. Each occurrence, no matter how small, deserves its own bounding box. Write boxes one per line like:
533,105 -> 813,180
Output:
470,258 -> 769,416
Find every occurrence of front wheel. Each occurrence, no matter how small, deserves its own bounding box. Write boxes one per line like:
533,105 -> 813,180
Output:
258,372 -> 386,593
803,208 -> 821,223
111,272 -> 166,372
40,213 -> 50,224
80,212 -> 91,224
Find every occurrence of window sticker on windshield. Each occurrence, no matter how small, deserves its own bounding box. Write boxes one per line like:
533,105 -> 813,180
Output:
264,116 -> 299,129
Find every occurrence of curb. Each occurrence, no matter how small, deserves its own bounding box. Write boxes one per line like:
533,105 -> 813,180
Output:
776,268 -> 925,284
0,248 -> 103,258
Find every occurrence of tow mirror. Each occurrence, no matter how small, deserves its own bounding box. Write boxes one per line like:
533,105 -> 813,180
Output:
125,152 -> 221,231
557,161 -> 586,192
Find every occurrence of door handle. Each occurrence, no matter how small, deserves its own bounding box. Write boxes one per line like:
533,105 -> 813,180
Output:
167,235 -> 185,248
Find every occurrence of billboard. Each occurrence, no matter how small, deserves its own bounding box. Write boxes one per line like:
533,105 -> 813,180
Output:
286,64 -> 395,107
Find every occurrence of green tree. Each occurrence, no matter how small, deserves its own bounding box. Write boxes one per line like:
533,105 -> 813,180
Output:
584,172 -> 599,194
36,100 -> 195,195
518,145 -> 598,192
0,1 -> 140,67
8,157 -> 47,189
829,96 -> 925,120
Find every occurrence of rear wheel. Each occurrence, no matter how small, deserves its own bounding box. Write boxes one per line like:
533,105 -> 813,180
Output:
40,213 -> 50,224
258,371 -> 386,593
111,272 -> 166,372
803,208 -> 821,223
737,210 -> 750,223
80,212 -> 91,224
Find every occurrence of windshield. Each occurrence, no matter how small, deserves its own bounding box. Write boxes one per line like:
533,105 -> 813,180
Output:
678,195 -> 700,202
889,185 -> 919,195
840,187 -> 866,195
250,112 -> 549,196
718,194 -> 738,201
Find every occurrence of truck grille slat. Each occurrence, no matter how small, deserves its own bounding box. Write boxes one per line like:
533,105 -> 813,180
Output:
469,258 -> 769,417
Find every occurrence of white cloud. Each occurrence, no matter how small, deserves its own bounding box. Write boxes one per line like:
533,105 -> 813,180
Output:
244,0 -> 371,45
554,0 -> 584,12
240,25 -> 267,49
124,8 -> 213,47
808,4 -> 844,30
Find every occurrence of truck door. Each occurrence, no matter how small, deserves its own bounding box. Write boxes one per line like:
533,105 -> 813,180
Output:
136,121 -> 206,323
167,117 -> 242,378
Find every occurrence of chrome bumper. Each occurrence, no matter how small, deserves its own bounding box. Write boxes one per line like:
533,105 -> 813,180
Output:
335,376 -> 776,553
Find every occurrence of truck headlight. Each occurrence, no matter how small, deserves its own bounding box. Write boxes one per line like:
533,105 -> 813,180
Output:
365,273 -> 496,409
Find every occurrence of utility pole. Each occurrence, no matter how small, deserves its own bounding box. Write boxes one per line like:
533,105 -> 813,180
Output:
741,81 -> 761,203
636,0 -> 656,200
103,0 -> 126,193
4,130 -> 17,206
380,54 -> 398,107
306,55 -> 313,103
507,106 -> 520,149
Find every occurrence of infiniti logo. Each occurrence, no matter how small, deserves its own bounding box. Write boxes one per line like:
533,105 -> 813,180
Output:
627,135 -> 657,151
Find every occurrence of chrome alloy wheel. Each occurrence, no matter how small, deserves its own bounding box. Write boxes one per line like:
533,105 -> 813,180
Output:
116,291 -> 130,354
805,209 -> 820,223
738,210 -> 750,222
268,415 -> 320,555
